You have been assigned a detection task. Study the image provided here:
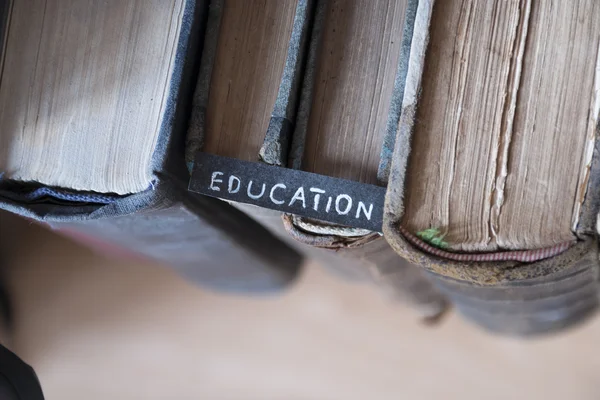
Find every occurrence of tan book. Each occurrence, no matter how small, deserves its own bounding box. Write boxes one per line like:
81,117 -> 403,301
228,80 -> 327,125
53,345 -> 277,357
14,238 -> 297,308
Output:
402,0 -> 600,252
281,0 -> 447,318
0,0 -> 303,292
384,0 -> 600,335
0,0 -> 187,195
298,0 -> 405,185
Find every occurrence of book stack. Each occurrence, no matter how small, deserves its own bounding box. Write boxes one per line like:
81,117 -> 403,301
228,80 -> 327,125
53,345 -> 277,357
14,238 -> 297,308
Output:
1,0 -> 599,336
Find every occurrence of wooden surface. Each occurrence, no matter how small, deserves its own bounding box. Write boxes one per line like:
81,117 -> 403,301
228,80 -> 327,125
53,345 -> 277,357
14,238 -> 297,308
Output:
1,211 -> 600,400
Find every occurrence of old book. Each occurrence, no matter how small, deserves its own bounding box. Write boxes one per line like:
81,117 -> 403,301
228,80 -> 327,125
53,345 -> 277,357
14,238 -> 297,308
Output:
297,0 -> 404,185
0,0 -> 184,195
383,0 -> 600,335
402,0 -> 599,252
186,0 -> 447,318
0,0 -> 303,292
186,0 -> 312,173
185,0 -> 313,257
279,0 -> 447,318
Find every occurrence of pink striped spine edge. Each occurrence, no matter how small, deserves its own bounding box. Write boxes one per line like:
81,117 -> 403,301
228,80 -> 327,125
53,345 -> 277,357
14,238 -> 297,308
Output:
397,226 -> 575,263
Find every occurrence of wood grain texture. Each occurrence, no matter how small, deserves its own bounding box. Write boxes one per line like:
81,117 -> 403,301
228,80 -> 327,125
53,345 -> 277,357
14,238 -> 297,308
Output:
301,0 -> 406,185
203,0 -> 298,161
402,0 -> 600,251
0,0 -> 184,194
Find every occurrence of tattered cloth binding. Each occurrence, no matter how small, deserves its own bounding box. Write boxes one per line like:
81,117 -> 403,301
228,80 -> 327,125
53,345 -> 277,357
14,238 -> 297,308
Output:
383,0 -> 600,335
187,0 -> 448,319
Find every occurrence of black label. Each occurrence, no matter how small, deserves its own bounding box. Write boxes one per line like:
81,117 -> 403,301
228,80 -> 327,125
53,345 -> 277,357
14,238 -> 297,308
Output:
189,153 -> 385,232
